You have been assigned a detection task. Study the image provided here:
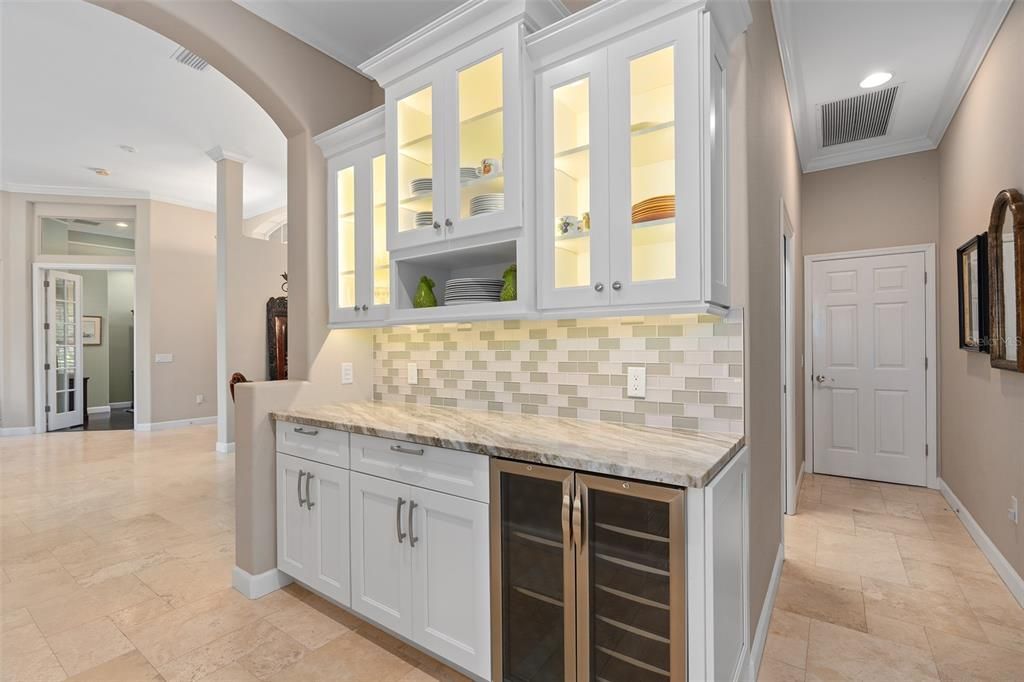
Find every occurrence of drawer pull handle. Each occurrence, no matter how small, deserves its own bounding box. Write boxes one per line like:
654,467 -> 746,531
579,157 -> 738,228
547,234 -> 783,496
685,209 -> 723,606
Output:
294,427 -> 319,436
396,497 -> 407,544
390,444 -> 425,456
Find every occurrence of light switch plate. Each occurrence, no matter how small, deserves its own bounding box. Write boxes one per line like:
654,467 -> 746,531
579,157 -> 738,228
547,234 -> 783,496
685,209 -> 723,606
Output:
627,366 -> 646,398
195,394 -> 204,404
408,362 -> 418,385
341,362 -> 353,385
154,353 -> 173,363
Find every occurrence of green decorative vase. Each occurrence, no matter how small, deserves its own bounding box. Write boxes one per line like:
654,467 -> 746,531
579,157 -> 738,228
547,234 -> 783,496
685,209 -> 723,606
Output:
500,264 -> 517,302
413,276 -> 437,308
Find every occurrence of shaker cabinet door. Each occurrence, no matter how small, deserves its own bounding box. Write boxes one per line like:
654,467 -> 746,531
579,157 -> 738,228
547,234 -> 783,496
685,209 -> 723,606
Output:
410,489 -> 491,679
350,471 -> 413,638
276,453 -> 312,582
305,461 -> 351,607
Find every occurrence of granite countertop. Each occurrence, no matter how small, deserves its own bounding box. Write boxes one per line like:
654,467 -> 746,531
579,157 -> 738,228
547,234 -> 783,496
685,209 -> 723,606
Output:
272,401 -> 744,488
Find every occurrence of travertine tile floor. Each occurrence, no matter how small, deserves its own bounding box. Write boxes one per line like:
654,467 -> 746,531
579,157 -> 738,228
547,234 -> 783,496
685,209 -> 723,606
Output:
758,472 -> 1024,682
3,428 -> 1022,682
0,427 -> 467,682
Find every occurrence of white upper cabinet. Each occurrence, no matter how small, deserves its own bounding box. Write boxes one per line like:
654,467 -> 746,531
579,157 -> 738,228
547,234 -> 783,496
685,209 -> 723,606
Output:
362,0 -> 566,252
530,0 -> 744,315
316,108 -> 391,327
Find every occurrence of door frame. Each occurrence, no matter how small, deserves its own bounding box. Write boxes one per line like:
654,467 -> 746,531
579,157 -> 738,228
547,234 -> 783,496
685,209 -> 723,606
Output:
779,199 -> 797,514
803,243 -> 938,489
32,262 -> 138,432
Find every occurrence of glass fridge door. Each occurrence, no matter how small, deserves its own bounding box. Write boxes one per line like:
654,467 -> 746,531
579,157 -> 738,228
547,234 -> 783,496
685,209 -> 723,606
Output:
491,460 -> 577,682
575,474 -> 685,682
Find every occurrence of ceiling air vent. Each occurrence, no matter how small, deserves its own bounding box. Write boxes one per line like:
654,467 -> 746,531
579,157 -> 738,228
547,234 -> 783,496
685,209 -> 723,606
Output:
170,46 -> 209,72
819,85 -> 899,147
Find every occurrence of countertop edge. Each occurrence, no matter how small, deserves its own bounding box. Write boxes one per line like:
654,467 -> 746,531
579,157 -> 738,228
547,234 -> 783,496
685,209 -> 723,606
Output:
271,411 -> 745,488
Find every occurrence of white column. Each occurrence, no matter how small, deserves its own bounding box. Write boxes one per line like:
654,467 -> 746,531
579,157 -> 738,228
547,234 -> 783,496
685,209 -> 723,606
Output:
207,146 -> 248,454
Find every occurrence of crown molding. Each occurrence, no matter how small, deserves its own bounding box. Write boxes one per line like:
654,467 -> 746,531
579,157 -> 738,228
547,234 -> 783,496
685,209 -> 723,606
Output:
313,106 -> 385,158
205,146 -> 250,164
802,135 -> 937,173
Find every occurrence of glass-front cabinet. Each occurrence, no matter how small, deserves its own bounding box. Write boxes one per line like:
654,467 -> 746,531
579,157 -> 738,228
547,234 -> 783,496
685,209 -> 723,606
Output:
386,24 -> 522,251
535,10 -> 730,312
320,108 -> 390,326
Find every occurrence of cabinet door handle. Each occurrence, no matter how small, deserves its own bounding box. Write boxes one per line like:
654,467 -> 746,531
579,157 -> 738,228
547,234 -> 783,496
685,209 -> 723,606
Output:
572,484 -> 584,556
361,304 -> 368,311
594,282 -> 604,292
408,500 -> 419,548
305,472 -> 315,509
562,489 -> 573,551
396,497 -> 407,543
297,470 -> 306,508
611,281 -> 622,291
353,305 -> 360,312
433,221 -> 441,230
294,427 -> 319,436
444,218 -> 453,229
390,444 -> 424,456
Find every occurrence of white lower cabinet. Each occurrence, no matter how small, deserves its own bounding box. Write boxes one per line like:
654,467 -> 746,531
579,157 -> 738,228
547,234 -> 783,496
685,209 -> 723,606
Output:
276,453 -> 351,607
350,470 -> 491,679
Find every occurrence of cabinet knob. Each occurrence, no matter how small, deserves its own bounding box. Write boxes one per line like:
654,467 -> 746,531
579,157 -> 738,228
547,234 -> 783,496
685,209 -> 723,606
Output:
444,218 -> 453,228
433,221 -> 441,230
353,305 -> 359,312
361,304 -> 368,311
612,281 -> 622,291
594,282 -> 605,292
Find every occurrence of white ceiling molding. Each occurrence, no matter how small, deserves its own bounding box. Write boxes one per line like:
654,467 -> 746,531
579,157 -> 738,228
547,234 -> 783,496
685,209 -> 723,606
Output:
313,107 -> 385,159
206,147 -> 251,164
773,0 -> 1012,173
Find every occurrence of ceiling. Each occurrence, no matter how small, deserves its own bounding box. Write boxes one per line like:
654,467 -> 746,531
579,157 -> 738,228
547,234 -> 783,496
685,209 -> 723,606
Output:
0,0 -> 286,218
773,0 -> 1013,173
233,0 -> 464,74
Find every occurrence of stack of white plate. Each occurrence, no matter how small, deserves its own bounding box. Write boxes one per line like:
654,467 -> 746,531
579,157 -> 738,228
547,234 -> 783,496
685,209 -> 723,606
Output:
414,211 -> 433,228
469,193 -> 504,216
444,277 -> 503,305
460,167 -> 480,183
410,177 -> 432,195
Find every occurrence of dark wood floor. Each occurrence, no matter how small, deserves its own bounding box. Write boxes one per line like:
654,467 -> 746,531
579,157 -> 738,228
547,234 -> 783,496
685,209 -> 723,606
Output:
65,407 -> 135,431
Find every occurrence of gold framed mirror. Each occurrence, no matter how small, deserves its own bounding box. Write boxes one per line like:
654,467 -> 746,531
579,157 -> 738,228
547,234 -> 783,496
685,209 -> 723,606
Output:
987,188 -> 1024,372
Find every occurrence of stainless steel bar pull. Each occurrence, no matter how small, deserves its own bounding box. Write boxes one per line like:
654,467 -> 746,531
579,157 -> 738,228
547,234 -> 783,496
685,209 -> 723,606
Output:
305,472 -> 315,509
390,444 -> 424,456
396,497 -> 407,543
408,500 -> 419,547
562,490 -> 573,552
573,485 -> 584,555
297,470 -> 306,508
294,427 -> 319,436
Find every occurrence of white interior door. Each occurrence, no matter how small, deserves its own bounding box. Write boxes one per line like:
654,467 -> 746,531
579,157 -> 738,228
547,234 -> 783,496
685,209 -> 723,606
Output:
811,252 -> 927,486
46,270 -> 84,431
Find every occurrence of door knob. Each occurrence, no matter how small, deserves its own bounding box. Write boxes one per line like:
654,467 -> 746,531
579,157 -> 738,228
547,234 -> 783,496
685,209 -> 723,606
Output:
815,374 -> 826,384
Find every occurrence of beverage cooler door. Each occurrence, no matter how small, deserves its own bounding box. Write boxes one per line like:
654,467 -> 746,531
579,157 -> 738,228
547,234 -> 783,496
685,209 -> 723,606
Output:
574,474 -> 686,682
491,460 -> 577,682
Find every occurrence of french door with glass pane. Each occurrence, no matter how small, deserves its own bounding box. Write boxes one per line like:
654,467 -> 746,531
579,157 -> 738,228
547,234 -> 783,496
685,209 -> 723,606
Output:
46,270 -> 84,431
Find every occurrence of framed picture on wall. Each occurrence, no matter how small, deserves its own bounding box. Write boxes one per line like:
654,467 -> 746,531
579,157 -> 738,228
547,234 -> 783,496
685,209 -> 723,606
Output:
956,233 -> 988,351
82,316 -> 102,346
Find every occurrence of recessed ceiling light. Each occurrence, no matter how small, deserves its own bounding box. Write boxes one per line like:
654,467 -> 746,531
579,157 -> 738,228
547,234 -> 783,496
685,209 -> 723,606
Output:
859,72 -> 893,89
120,145 -> 137,153
115,222 -> 129,228
88,167 -> 111,176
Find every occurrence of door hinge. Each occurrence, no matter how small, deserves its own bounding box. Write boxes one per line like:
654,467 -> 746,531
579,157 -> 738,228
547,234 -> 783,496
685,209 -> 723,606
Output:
44,279 -> 51,288
925,357 -> 929,369
43,322 -> 50,331
783,384 -> 788,394
925,444 -> 929,458
44,363 -> 51,371
924,271 -> 928,284
45,405 -> 51,413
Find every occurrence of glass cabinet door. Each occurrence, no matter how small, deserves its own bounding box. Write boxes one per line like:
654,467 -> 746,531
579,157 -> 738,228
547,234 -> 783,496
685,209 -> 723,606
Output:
491,460 -> 576,682
539,52 -> 610,310
336,164 -> 357,313
389,72 -> 445,250
370,153 -> 390,309
575,474 -> 685,682
608,16 -> 702,306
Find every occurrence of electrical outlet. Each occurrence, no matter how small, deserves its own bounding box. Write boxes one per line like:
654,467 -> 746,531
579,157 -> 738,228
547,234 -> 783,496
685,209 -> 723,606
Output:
154,353 -> 173,363
341,362 -> 353,385
1010,496 -> 1019,525
407,362 -> 418,385
195,394 -> 204,404
627,366 -> 646,398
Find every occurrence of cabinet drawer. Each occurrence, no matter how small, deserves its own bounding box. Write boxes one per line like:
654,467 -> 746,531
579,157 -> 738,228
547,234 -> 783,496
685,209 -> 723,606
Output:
350,434 -> 489,503
276,422 -> 350,468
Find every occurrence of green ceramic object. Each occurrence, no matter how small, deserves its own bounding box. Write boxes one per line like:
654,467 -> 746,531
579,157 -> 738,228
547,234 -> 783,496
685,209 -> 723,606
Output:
413,276 -> 437,308
500,264 -> 517,302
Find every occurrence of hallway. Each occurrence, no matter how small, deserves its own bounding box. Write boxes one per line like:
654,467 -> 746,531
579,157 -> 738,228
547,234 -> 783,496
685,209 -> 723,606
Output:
759,472 -> 1024,681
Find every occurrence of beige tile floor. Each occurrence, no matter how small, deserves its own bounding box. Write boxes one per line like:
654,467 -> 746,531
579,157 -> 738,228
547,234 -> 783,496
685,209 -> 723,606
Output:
3,428 -> 1022,682
0,427 -> 467,682
758,472 -> 1024,682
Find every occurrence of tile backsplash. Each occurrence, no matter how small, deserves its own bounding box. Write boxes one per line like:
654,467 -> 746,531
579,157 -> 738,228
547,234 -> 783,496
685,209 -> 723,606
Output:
372,311 -> 744,433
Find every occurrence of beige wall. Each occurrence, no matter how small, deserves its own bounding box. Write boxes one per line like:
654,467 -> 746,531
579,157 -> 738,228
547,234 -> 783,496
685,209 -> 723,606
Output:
236,208 -> 289,383
802,150 -> 940,256
937,0 -> 1024,577
739,0 -> 804,629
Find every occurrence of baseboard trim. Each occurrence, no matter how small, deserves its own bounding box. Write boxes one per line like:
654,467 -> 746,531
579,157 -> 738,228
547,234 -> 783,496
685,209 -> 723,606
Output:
216,441 -> 235,454
0,426 -> 39,437
747,542 -> 784,680
135,416 -> 216,432
87,406 -> 112,415
939,478 -> 1024,607
109,401 -> 133,409
232,566 -> 292,599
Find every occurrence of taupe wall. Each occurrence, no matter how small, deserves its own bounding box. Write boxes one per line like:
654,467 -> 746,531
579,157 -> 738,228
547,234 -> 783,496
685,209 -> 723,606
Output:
236,208 -> 288,384
937,0 -> 1023,577
739,0 -> 803,628
802,150 -> 940,256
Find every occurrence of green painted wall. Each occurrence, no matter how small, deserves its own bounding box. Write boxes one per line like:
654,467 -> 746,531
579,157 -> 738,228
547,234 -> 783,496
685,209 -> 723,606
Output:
71,270 -> 109,408
107,271 -> 134,404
